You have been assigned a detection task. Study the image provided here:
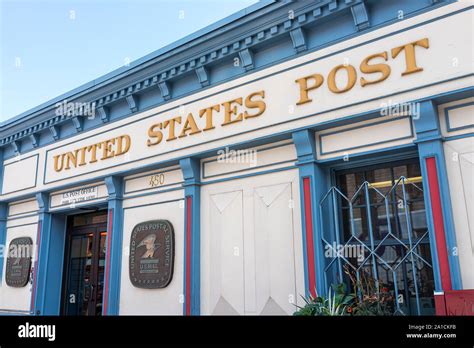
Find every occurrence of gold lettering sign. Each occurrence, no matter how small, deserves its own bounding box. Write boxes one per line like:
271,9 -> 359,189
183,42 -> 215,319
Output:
146,90 -> 266,147
54,135 -> 131,173
50,38 -> 429,173
295,37 -> 429,104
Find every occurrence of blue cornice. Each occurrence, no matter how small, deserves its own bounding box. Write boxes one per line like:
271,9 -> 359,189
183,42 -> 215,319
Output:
0,0 -> 455,158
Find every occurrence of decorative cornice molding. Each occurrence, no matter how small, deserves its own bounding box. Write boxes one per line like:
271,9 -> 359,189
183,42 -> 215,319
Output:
0,0 -> 447,156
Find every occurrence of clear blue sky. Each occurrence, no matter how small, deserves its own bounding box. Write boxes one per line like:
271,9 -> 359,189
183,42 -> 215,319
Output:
0,0 -> 259,122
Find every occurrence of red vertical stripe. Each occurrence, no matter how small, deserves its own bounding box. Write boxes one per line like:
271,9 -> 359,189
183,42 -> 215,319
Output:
103,208 -> 113,315
185,196 -> 192,316
303,178 -> 316,298
30,220 -> 42,314
426,157 -> 452,291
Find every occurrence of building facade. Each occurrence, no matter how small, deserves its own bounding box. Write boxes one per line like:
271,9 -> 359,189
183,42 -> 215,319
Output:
0,0 -> 472,316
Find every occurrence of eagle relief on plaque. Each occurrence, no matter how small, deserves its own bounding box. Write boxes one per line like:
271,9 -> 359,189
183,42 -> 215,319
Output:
129,220 -> 174,289
5,237 -> 33,288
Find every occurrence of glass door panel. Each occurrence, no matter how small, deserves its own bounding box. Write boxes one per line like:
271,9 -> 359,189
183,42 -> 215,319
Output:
63,233 -> 94,316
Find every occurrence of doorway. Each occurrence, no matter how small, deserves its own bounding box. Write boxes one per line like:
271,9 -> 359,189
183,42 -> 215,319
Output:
61,211 -> 108,316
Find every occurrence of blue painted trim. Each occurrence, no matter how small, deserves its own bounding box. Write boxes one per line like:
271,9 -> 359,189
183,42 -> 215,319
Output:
414,100 -> 463,290
444,132 -> 474,141
179,157 -> 200,315
444,101 -> 474,132
1,154 -> 39,195
103,176 -> 124,315
0,2 -> 467,159
319,116 -> 414,155
0,149 -> 4,194
0,203 -> 8,285
292,129 -> 326,297
31,192 -> 51,315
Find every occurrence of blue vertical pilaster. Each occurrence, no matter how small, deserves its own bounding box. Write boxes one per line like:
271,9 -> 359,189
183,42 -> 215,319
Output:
292,129 -> 327,297
414,100 -> 462,291
179,157 -> 201,315
0,148 -> 6,285
103,176 -> 124,315
0,203 -> 7,285
31,192 -> 51,315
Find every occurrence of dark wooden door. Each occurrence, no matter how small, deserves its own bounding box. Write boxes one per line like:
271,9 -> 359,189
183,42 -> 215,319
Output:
61,220 -> 107,316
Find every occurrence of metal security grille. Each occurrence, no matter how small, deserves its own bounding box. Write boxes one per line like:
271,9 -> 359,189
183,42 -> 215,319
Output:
320,164 -> 435,315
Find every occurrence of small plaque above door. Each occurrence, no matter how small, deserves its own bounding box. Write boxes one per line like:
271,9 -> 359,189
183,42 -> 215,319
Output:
5,237 -> 33,288
129,220 -> 174,289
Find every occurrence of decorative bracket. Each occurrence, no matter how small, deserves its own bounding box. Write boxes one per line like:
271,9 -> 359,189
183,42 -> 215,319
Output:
179,157 -> 201,186
159,82 -> 171,101
104,176 -> 123,200
350,1 -> 370,31
292,129 -> 316,164
126,95 -> 138,113
195,66 -> 210,87
36,192 -> 49,213
96,106 -> 109,123
12,140 -> 20,155
30,133 -> 39,148
238,48 -> 254,71
71,116 -> 83,133
49,125 -> 60,141
290,28 -> 307,53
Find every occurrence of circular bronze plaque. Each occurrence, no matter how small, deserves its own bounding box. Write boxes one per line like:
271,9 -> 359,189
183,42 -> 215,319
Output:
129,220 -> 174,289
5,237 -> 33,288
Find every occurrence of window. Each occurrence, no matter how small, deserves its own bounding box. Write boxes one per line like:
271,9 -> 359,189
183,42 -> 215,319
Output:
320,159 -> 435,315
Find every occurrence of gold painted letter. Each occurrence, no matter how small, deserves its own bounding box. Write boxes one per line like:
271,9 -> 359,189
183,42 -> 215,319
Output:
391,38 -> 429,76
221,98 -> 243,126
147,123 -> 163,146
328,64 -> 357,93
360,52 -> 391,87
244,91 -> 266,118
295,74 -> 324,105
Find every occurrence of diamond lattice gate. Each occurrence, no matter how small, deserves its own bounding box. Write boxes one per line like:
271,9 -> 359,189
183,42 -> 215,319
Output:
319,176 -> 436,315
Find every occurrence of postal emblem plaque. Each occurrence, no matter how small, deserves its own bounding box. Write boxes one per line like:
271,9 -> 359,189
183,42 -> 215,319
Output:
5,237 -> 33,287
129,220 -> 174,289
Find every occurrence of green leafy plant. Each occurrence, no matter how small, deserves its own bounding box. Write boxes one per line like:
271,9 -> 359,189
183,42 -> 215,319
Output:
293,283 -> 354,316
